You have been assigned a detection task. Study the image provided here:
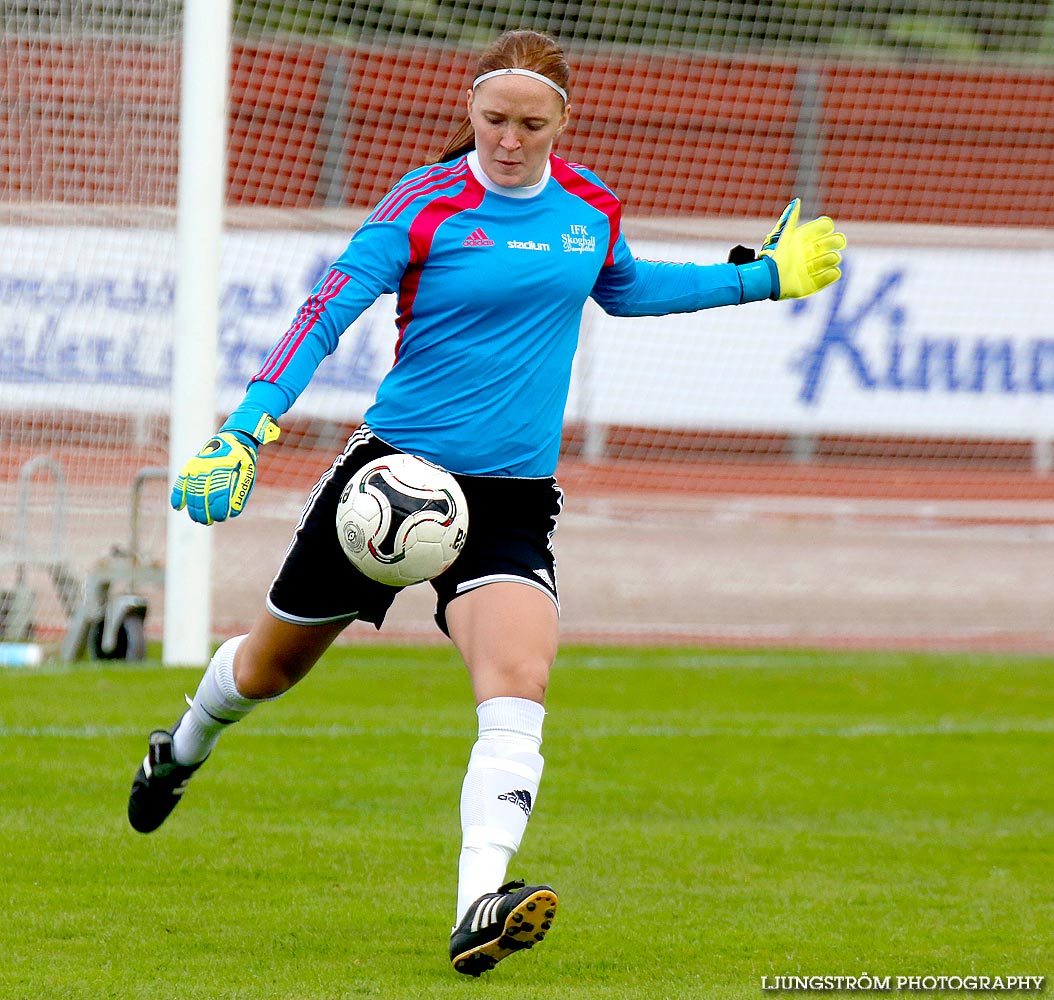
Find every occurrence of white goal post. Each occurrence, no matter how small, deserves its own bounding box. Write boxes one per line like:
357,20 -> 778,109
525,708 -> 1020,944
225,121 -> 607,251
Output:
163,0 -> 231,666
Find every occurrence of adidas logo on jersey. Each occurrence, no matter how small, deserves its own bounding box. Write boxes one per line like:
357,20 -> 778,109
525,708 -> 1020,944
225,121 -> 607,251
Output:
497,789 -> 533,816
463,227 -> 495,247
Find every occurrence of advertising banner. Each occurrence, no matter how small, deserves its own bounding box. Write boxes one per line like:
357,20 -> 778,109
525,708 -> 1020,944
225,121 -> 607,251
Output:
2,226 -> 1052,439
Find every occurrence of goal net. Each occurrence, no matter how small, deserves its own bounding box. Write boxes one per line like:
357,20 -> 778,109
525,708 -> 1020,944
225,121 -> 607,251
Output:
3,1 -> 1053,655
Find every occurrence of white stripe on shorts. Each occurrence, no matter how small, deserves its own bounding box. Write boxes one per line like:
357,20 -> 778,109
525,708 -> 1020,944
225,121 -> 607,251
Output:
453,573 -> 560,614
265,595 -> 359,628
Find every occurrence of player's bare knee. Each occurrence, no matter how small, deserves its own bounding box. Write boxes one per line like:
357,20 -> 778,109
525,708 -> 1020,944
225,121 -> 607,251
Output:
474,655 -> 549,704
511,672 -> 547,705
232,645 -> 302,699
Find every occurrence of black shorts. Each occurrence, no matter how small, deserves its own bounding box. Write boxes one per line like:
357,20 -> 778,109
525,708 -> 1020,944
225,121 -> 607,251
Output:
267,426 -> 563,635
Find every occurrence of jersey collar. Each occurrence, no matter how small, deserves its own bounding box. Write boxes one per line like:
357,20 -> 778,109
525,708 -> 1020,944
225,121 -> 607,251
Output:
467,150 -> 551,199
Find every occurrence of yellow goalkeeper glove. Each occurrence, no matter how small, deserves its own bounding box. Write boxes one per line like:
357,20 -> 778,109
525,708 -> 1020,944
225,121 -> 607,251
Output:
759,198 -> 846,300
171,411 -> 280,525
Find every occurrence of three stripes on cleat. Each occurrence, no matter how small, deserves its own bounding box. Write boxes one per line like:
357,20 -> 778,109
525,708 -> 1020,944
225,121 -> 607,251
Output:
449,882 -> 558,977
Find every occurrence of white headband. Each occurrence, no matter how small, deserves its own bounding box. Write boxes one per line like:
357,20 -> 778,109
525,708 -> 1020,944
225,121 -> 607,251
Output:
472,67 -> 568,103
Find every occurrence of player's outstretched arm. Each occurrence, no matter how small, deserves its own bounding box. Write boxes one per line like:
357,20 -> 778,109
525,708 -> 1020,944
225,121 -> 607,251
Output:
759,198 -> 846,300
170,405 -> 281,526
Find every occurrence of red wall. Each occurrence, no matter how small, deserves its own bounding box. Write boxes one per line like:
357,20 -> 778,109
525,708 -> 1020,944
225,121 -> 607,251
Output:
4,37 -> 1053,225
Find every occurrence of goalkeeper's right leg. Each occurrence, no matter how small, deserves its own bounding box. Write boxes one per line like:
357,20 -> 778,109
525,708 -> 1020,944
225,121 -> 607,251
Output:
127,615 -> 346,834
127,634 -> 259,833
176,634 -> 258,764
129,430 -> 405,834
127,727 -> 206,833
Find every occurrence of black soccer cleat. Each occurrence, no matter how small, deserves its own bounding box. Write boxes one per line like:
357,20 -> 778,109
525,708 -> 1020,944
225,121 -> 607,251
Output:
449,878 -> 558,977
127,727 -> 205,833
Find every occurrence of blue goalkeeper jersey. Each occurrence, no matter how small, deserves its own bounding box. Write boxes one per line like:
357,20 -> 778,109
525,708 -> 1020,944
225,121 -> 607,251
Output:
241,151 -> 774,476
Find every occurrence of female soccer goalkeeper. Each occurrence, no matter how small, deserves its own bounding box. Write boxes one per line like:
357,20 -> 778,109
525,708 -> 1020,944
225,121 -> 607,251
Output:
128,28 -> 845,978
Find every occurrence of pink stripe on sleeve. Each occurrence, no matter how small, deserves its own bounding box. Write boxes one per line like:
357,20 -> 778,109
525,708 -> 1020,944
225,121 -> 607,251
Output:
254,268 -> 351,382
369,162 -> 469,224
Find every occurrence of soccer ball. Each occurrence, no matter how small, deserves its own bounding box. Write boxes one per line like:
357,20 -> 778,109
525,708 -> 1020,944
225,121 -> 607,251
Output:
336,453 -> 469,586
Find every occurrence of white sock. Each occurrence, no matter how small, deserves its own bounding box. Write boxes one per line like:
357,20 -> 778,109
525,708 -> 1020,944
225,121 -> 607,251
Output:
171,635 -> 266,765
455,696 -> 546,926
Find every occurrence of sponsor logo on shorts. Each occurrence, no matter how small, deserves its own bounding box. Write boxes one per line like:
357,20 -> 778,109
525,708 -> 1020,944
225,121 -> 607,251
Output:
532,567 -> 555,590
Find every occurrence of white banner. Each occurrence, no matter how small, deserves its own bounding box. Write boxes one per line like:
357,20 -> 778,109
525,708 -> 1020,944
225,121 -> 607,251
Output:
0,226 -> 383,418
571,241 -> 1054,438
2,226 -> 1053,438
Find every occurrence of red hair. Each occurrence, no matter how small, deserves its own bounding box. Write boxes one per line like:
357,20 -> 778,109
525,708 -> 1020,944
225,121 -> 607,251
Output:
439,30 -> 570,163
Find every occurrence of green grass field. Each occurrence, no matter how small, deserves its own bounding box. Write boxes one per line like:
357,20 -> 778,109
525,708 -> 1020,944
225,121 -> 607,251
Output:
1,645 -> 1051,999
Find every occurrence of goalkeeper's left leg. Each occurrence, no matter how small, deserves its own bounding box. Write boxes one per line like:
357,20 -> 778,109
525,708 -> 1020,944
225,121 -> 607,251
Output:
456,695 -> 546,924
443,581 -> 559,977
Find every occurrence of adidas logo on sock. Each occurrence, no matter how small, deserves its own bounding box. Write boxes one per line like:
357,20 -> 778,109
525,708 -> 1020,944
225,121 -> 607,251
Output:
497,789 -> 533,816
463,227 -> 495,247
